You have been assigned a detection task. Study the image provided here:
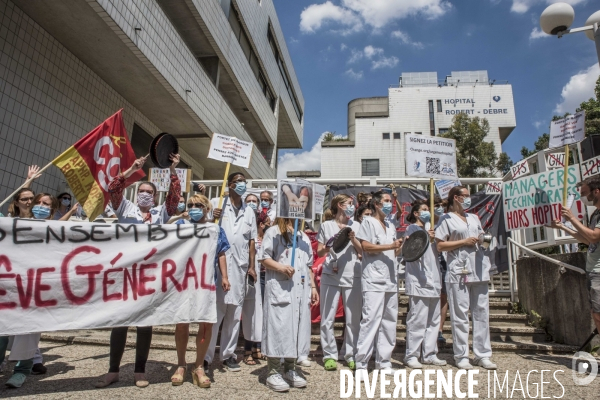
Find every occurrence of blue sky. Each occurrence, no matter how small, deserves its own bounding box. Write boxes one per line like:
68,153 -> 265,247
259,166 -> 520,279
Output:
273,0 -> 600,177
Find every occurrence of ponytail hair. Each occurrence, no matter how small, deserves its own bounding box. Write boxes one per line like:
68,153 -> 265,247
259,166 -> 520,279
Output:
406,199 -> 427,224
330,194 -> 350,217
447,185 -> 467,208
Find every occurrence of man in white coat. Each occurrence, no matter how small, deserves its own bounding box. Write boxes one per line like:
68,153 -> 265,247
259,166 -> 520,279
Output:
205,172 -> 257,372
355,191 -> 403,373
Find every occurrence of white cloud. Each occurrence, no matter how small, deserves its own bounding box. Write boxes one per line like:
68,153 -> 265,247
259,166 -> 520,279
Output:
345,68 -> 364,80
340,43 -> 348,51
347,48 -> 364,63
554,63 -> 600,114
363,45 -> 384,58
347,45 -> 384,63
533,120 -> 544,129
529,27 -> 548,40
391,30 -> 424,49
300,1 -> 362,33
511,0 -> 587,14
277,133 -> 330,179
372,55 -> 399,69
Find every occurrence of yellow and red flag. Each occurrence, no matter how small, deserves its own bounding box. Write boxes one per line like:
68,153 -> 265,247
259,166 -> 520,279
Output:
52,109 -> 144,221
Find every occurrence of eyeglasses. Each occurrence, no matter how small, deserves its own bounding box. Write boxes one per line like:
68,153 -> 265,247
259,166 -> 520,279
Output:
187,203 -> 206,209
18,196 -> 34,203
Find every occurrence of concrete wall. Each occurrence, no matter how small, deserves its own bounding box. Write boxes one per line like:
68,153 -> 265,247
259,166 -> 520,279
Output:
516,253 -> 597,347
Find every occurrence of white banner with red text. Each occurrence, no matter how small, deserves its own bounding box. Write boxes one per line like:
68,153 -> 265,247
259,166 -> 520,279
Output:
0,219 -> 218,335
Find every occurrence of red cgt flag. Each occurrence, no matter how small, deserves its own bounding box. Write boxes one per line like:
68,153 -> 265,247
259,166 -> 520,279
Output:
52,109 -> 144,221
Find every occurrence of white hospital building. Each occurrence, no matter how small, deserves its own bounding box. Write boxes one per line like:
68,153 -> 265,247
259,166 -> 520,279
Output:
320,71 -> 516,179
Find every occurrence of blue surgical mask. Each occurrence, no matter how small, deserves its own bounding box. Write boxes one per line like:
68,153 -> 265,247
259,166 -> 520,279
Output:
188,208 -> 204,222
461,197 -> 472,209
381,202 -> 393,216
233,182 -> 247,196
247,202 -> 257,210
32,205 -> 51,219
177,202 -> 186,212
61,198 -> 71,207
419,211 -> 431,223
434,207 -> 444,216
261,200 -> 270,209
344,205 -> 355,217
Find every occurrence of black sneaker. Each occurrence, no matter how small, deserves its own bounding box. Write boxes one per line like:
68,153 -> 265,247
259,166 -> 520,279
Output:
437,332 -> 446,344
31,363 -> 47,375
223,357 -> 241,372
203,360 -> 209,375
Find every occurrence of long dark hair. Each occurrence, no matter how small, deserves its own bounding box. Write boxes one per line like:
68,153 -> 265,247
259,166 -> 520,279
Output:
406,199 -> 427,224
447,185 -> 467,208
8,188 -> 35,218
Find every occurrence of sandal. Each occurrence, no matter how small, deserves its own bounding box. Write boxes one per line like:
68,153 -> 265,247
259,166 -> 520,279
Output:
252,349 -> 267,361
192,366 -> 211,388
171,365 -> 186,386
243,351 -> 257,365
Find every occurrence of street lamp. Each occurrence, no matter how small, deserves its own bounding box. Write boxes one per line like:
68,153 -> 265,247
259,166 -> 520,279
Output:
539,3 -> 600,63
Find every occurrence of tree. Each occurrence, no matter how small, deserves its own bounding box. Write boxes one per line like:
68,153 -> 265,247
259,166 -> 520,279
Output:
440,113 -> 511,178
520,133 -> 549,159
576,75 -> 600,136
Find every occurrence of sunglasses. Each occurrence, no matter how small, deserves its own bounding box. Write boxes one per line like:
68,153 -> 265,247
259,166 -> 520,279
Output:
187,203 -> 206,209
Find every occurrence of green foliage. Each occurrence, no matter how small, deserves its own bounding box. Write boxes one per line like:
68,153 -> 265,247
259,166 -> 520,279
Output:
528,310 -> 547,330
520,133 -> 550,159
510,302 -> 526,314
322,131 -> 348,142
576,75 -> 600,137
440,114 -> 508,178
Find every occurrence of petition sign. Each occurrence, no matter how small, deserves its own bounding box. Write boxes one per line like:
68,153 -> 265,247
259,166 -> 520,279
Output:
405,134 -> 457,180
207,133 -> 253,168
503,166 -> 581,231
549,111 -> 585,148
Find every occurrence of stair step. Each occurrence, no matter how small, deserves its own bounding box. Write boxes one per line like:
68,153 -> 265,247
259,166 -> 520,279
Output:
395,301 -> 513,314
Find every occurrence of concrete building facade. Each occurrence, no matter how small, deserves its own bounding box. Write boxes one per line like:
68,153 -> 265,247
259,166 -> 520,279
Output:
0,0 -> 303,210
321,71 -> 515,179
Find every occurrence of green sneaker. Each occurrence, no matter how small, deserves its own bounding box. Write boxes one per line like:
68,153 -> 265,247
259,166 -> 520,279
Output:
324,358 -> 337,371
347,361 -> 356,370
6,373 -> 27,388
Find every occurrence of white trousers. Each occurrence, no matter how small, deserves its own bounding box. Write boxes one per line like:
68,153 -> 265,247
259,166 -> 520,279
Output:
320,283 -> 361,362
355,291 -> 398,370
405,296 -> 440,362
205,302 -> 243,363
447,281 -> 492,362
242,285 -> 262,342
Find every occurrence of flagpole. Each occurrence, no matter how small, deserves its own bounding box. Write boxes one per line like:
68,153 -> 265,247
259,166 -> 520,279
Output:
430,178 -> 435,242
0,161 -> 54,208
215,162 -> 231,224
562,144 -> 569,207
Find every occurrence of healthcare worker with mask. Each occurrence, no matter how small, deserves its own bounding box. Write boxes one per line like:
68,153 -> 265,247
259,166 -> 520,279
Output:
317,194 -> 363,371
205,172 -> 257,373
260,218 -> 319,392
403,200 -> 445,369
435,186 -> 497,370
354,191 -> 403,373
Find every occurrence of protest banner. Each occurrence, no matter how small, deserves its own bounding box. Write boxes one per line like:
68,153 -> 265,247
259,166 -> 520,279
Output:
486,181 -> 503,195
435,180 -> 462,200
278,180 -> 314,220
511,159 -> 530,180
150,168 -> 191,192
314,184 -> 326,215
0,218 -> 218,336
545,152 -> 565,169
405,134 -> 458,180
503,165 -> 583,231
549,111 -> 586,149
581,155 -> 600,179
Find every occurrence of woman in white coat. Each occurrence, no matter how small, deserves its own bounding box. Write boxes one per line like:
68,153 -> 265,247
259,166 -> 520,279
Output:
260,218 -> 319,392
403,200 -> 445,369
435,186 -> 497,370
317,194 -> 362,371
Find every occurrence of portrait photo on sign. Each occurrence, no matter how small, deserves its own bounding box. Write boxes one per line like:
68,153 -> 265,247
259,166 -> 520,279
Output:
277,180 -> 313,220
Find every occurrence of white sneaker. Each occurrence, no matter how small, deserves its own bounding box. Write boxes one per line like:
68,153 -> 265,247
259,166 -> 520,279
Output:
422,357 -> 447,366
379,366 -> 396,374
475,358 -> 497,370
456,359 -> 474,370
404,358 -> 423,369
267,374 -> 290,392
283,370 -> 307,388
296,359 -> 312,367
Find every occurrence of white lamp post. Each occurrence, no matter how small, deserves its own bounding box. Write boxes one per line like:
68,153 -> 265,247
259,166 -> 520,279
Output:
539,3 -> 600,63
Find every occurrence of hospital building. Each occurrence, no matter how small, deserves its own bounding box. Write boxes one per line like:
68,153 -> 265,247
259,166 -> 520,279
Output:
320,70 -> 516,179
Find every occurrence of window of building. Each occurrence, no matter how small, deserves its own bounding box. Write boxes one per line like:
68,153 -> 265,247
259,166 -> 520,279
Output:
438,128 -> 449,135
437,100 -> 442,112
415,132 -> 422,135
361,159 -> 380,176
382,132 -> 390,140
393,132 -> 401,139
429,100 -> 435,134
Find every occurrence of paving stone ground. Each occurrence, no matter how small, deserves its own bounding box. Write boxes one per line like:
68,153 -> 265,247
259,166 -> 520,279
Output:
0,342 -> 599,399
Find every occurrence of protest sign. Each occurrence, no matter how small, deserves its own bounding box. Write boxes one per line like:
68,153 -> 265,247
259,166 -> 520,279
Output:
314,184 -> 326,215
549,111 -> 585,148
0,219 -> 218,335
435,180 -> 461,200
545,152 -> 565,169
511,159 -> 530,180
581,155 -> 600,179
150,168 -> 191,192
405,134 -> 458,180
503,165 -> 582,231
278,180 -> 314,220
207,133 -> 253,168
486,181 -> 503,195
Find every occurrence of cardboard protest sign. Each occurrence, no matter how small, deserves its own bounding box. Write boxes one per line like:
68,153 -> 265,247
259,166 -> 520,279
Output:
314,184 -> 326,215
278,180 -> 314,220
435,180 -> 461,200
511,159 -> 530,180
150,168 -> 191,192
405,134 -> 458,179
503,165 -> 582,231
581,155 -> 600,179
486,181 -> 503,195
0,219 -> 218,335
207,133 -> 253,168
549,111 -> 585,148
545,153 -> 565,169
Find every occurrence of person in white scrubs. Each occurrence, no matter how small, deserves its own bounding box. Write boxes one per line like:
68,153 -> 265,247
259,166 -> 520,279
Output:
260,218 -> 319,392
317,194 -> 362,371
260,190 -> 277,224
435,186 -> 497,370
403,200 -> 445,369
354,191 -> 404,373
205,172 -> 257,373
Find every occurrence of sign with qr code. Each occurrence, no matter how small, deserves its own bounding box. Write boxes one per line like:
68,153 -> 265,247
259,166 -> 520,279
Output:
404,134 -> 458,179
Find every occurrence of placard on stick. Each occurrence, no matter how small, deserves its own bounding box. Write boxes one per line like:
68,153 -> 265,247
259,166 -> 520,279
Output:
150,168 -> 191,192
511,159 -> 530,180
207,133 -> 253,168
277,179 -> 314,220
549,111 -> 585,149
404,134 -> 458,179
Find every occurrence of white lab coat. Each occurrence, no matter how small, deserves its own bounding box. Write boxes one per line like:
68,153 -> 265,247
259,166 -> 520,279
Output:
404,223 -> 441,297
260,225 -> 313,358
114,197 -> 170,224
242,237 -> 263,342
